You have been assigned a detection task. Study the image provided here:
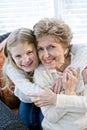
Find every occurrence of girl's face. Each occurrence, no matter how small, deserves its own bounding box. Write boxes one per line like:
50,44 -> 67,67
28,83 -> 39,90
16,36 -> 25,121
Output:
10,42 -> 39,72
37,35 -> 67,70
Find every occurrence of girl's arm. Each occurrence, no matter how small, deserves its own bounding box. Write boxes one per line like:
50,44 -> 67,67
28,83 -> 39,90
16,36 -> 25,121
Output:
6,64 -> 42,103
69,44 -> 87,71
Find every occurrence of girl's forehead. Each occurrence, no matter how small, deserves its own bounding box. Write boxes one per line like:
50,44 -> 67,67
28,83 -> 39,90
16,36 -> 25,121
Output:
13,41 -> 35,48
10,42 -> 36,53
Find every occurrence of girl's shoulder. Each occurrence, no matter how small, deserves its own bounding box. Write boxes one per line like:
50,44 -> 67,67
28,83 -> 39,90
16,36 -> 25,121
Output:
6,63 -> 24,75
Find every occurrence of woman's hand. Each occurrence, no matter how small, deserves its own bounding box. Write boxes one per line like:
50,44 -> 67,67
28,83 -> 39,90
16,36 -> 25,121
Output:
28,87 -> 57,107
63,68 -> 80,95
51,77 -> 63,94
82,67 -> 87,85
50,68 -> 80,95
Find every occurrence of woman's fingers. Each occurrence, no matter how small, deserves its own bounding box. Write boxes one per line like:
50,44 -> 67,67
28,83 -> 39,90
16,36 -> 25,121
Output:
27,87 -> 57,107
82,67 -> 87,84
52,78 -> 62,94
66,67 -> 80,78
62,68 -> 80,95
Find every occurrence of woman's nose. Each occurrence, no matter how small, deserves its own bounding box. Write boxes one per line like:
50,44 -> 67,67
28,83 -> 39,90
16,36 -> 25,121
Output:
43,50 -> 49,58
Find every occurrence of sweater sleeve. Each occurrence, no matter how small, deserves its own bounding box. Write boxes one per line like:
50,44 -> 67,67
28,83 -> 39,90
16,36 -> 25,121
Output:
6,64 -> 41,103
56,90 -> 87,113
69,44 -> 87,72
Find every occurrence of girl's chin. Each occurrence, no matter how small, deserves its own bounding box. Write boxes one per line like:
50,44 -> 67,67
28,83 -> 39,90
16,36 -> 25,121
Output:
22,67 -> 33,72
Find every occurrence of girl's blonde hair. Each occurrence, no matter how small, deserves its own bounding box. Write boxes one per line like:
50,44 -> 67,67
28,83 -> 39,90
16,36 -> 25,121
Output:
2,28 -> 37,91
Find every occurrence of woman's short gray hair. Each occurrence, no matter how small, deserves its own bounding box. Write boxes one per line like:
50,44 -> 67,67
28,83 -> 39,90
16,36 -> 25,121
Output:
33,18 -> 73,46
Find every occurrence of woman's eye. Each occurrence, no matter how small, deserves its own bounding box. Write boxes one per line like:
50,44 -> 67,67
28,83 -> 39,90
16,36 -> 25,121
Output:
37,47 -> 43,52
15,55 -> 21,58
49,45 -> 55,49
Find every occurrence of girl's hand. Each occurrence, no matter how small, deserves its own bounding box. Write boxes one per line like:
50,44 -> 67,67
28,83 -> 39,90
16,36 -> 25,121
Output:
27,87 -> 57,107
63,68 -> 80,95
82,67 -> 87,85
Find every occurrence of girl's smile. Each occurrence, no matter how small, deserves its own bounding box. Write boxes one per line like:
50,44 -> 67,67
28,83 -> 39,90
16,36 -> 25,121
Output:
11,42 -> 39,72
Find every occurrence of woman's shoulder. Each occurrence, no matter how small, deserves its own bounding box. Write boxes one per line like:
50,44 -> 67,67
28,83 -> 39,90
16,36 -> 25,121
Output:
36,63 -> 45,71
34,64 -> 47,77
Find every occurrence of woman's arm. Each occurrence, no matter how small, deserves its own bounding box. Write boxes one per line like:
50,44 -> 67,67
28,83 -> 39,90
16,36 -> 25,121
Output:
56,68 -> 87,111
29,87 -> 67,123
33,65 -> 66,122
56,93 -> 87,113
32,65 -> 68,122
34,68 -> 87,113
32,67 -> 87,122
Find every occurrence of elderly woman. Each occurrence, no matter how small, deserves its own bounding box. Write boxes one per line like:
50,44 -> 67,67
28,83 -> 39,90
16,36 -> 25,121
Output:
29,18 -> 87,130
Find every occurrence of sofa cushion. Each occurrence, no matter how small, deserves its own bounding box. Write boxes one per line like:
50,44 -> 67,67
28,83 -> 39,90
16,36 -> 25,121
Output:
0,51 -> 20,109
0,99 -> 28,130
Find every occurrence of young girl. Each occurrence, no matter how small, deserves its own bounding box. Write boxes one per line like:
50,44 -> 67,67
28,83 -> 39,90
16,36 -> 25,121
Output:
2,28 -> 43,130
2,25 -> 87,130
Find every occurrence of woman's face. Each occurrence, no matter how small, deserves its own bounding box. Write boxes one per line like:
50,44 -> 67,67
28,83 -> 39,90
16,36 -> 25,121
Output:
10,42 -> 39,72
37,35 -> 67,70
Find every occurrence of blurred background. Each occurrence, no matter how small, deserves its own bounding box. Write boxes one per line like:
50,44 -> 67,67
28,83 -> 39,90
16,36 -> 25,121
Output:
0,0 -> 87,44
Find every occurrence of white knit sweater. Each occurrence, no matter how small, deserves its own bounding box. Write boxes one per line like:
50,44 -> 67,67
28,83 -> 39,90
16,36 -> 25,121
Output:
5,44 -> 87,103
5,44 -> 87,130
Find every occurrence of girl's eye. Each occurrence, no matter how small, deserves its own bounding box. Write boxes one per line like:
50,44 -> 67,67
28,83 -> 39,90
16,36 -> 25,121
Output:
27,51 -> 33,55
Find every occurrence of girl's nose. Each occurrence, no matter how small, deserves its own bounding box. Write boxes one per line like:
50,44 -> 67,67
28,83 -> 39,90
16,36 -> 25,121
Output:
23,55 -> 29,63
